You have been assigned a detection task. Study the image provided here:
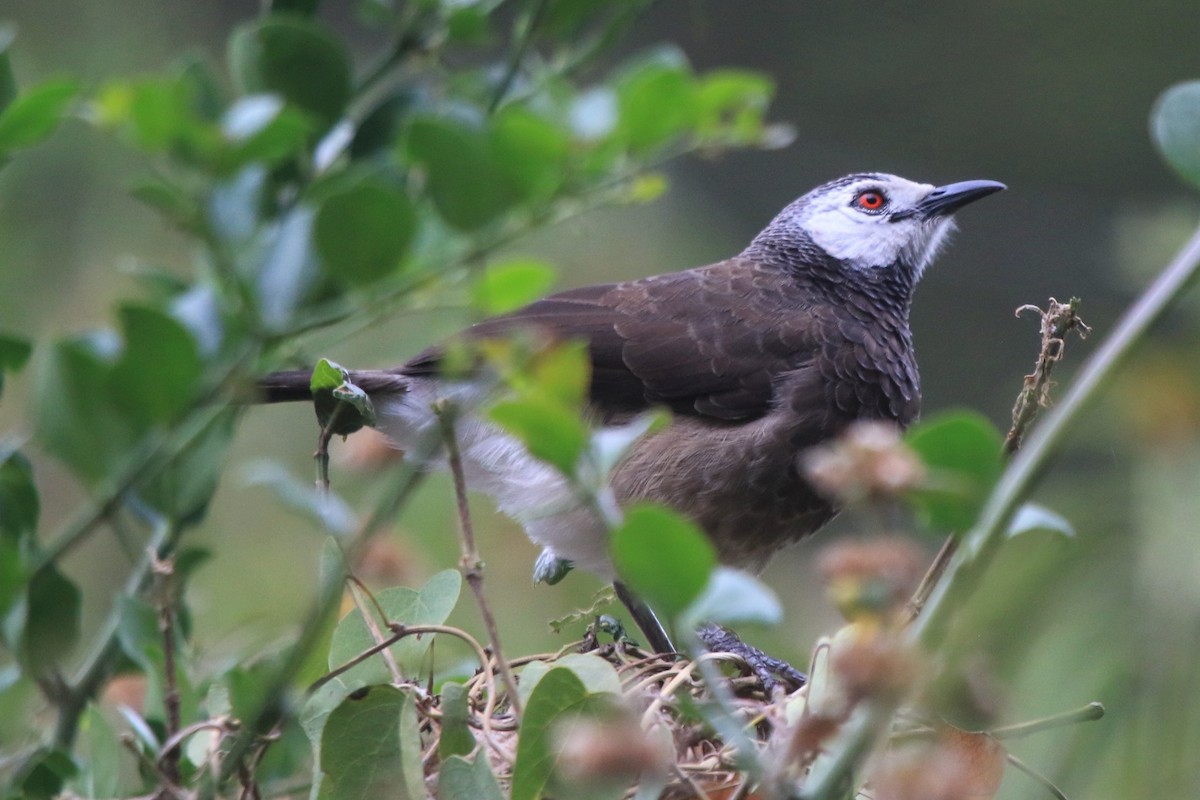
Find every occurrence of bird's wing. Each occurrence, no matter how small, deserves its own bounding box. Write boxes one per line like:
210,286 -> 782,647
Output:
403,258 -> 821,421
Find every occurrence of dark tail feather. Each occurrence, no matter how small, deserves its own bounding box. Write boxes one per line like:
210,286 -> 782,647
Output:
257,369 -> 411,403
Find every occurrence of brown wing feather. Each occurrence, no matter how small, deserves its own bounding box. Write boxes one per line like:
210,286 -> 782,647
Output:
403,258 -> 824,422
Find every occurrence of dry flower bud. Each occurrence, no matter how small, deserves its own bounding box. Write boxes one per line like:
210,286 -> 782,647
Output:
817,537 -> 925,620
800,421 -> 925,504
553,713 -> 672,788
830,623 -> 920,703
870,728 -> 1006,800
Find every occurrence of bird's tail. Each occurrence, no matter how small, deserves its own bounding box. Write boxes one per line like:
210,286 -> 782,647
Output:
257,369 -> 410,403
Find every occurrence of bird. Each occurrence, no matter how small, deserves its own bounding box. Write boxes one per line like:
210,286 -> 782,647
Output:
260,172 -> 1005,669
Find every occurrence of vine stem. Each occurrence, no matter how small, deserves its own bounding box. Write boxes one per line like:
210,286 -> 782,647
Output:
803,220 -> 1200,799
435,402 -> 524,719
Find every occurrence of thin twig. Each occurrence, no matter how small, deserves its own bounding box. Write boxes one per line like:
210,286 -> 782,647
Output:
1005,753 -> 1069,800
346,578 -> 405,684
991,701 -> 1105,740
435,401 -> 523,719
488,0 -> 551,113
152,553 -> 183,791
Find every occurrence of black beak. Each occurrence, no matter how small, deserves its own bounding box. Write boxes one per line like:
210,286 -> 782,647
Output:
912,179 -> 1006,219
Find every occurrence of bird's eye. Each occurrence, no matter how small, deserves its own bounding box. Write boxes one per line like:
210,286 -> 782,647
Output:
854,190 -> 886,212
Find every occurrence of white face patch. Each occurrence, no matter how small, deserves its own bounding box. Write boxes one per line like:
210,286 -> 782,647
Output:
782,175 -> 958,278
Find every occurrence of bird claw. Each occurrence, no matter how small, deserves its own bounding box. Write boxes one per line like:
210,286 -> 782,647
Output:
698,623 -> 807,693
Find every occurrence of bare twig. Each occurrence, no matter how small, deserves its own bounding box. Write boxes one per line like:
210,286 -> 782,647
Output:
152,553 -> 183,792
346,578 -> 404,684
436,401 -> 524,719
1006,753 -> 1069,800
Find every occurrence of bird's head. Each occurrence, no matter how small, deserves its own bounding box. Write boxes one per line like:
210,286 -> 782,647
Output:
749,173 -> 1006,280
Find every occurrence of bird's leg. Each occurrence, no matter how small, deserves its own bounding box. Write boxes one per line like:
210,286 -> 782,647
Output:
613,581 -> 675,654
697,623 -> 807,693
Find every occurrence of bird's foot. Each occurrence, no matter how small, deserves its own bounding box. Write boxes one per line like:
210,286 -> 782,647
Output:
697,623 -> 807,694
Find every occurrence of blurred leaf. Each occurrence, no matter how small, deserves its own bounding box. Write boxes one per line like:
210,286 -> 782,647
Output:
532,549 -> 573,585
588,410 -> 669,478
257,205 -> 320,332
439,753 -> 504,800
130,177 -> 202,233
222,93 -> 312,165
438,681 -> 476,759
242,460 -> 357,536
489,394 -> 587,475
349,92 -> 416,160
73,705 -> 123,800
446,6 -> 492,44
406,116 -> 517,230
611,503 -> 715,621
271,0 -> 321,14
140,407 -> 235,522
511,667 -> 594,800
627,172 -> 668,203
1006,502 -> 1075,540
229,17 -> 351,126
0,77 -> 77,153
1152,81 -> 1200,190
314,179 -> 416,285
906,411 -> 1004,533
616,61 -> 696,152
35,333 -> 135,481
0,331 -> 32,397
0,25 -> 16,116
0,537 -> 26,621
327,570 -> 462,687
490,107 -> 569,203
0,448 -> 38,538
115,595 -> 163,675
680,566 -> 781,632
527,340 -> 590,408
694,69 -> 773,142
317,685 -> 424,800
110,303 -> 203,424
471,258 -> 557,315
8,565 -> 82,676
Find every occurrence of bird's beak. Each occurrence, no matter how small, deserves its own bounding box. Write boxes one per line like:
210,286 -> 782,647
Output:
913,179 -> 1006,219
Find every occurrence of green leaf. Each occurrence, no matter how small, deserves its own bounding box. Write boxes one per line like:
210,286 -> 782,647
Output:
73,705 -> 123,800
256,205 -> 320,331
610,503 -> 715,622
310,358 -> 374,436
139,408 -> 234,521
314,179 -> 417,285
510,667 -> 594,800
406,116 -> 517,230
242,460 -> 357,536
0,25 -> 16,116
110,304 -> 203,424
694,69 -> 773,142
905,411 -> 1004,533
680,566 -> 781,632
588,411 -> 669,478
0,449 -> 38,539
471,259 -> 557,315
490,107 -> 569,203
229,17 -> 351,126
616,62 -> 696,152
1152,81 -> 1200,190
10,565 -> 82,676
14,747 -> 79,800
438,682 -> 476,759
439,754 -> 504,800
327,570 -> 462,687
1006,502 -> 1075,540
517,653 -> 622,709
317,685 -> 424,800
489,395 -> 587,475
0,78 -> 77,153
0,331 -> 32,397
222,94 -> 312,166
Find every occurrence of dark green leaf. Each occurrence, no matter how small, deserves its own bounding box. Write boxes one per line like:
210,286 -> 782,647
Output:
470,258 -> 556,315
490,107 -> 569,203
115,595 -> 163,675
680,566 -> 781,631
270,0 -> 321,14
489,395 -> 587,475
310,358 -> 373,436
438,682 -> 476,759
1152,81 -> 1200,190
12,565 -> 82,675
0,449 -> 38,539
15,748 -> 79,800
138,409 -> 234,521
406,116 -> 517,230
0,331 -> 32,374
438,754 -> 504,800
327,570 -> 462,687
229,17 -> 351,126
905,411 -> 1004,533
0,78 -> 78,152
0,536 -> 26,621
110,304 -> 203,424
610,503 -> 715,621
317,685 -> 424,800
314,179 -> 416,285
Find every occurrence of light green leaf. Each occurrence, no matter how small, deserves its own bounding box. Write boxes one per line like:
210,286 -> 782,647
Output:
611,503 -> 715,621
406,116 -> 517,230
517,653 -> 622,709
74,705 -> 123,800
511,667 -> 600,800
438,682 -> 476,759
489,395 -> 587,475
680,566 -> 781,631
110,303 -> 203,424
316,685 -> 424,800
470,259 -> 557,315
314,180 -> 416,286
0,78 -> 77,152
1152,81 -> 1200,190
905,411 -> 1004,533
616,62 -> 696,152
438,753 -> 504,800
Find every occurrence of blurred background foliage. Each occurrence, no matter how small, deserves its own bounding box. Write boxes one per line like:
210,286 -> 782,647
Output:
0,1 -> 1199,798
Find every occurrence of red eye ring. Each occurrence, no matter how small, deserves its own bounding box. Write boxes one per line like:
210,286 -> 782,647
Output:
855,190 -> 886,211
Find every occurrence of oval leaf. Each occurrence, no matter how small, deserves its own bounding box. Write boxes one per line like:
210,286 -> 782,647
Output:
1152,81 -> 1200,190
314,180 -> 416,285
905,411 -> 1004,533
610,503 -> 715,621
